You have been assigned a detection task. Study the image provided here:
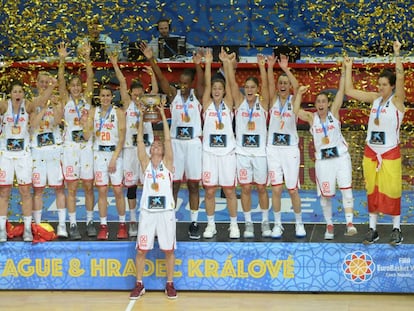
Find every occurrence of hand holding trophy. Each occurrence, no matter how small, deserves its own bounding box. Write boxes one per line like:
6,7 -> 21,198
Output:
140,93 -> 167,123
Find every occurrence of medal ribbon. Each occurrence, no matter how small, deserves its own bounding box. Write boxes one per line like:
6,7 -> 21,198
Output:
99,106 -> 112,133
278,97 -> 288,126
151,163 -> 157,186
182,95 -> 190,117
319,114 -> 329,138
215,101 -> 223,125
13,102 -> 22,127
248,105 -> 254,123
74,98 -> 84,120
375,100 -> 388,122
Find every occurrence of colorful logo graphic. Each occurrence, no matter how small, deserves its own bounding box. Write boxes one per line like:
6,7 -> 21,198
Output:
342,251 -> 375,283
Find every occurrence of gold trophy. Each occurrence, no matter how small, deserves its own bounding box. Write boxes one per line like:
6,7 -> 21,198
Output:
140,94 -> 166,123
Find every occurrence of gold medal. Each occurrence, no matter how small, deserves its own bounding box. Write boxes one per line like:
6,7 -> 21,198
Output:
322,136 -> 330,144
280,120 -> 285,130
96,130 -> 101,137
218,122 -> 224,130
183,114 -> 191,122
12,126 -> 20,135
247,121 -> 255,131
74,117 -> 80,126
151,183 -> 159,191
374,118 -> 380,126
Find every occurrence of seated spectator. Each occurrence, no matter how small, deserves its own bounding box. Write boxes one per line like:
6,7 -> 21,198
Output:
147,18 -> 196,59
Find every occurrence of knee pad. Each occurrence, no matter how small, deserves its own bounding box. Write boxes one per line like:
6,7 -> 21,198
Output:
341,189 -> 354,209
320,196 -> 331,208
127,186 -> 137,200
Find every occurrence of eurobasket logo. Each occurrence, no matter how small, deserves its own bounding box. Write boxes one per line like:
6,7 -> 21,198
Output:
342,251 -> 375,283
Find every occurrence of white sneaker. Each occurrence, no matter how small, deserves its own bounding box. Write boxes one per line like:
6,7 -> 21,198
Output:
229,223 -> 240,239
0,227 -> 7,242
23,226 -> 33,242
324,224 -> 334,240
271,224 -> 284,239
243,222 -> 254,238
345,223 -> 357,236
295,223 -> 306,238
203,223 -> 217,239
261,221 -> 272,237
57,224 -> 68,238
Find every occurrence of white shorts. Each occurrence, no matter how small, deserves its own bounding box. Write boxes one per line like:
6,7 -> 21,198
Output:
94,150 -> 124,186
236,154 -> 268,185
62,142 -> 94,181
136,209 -> 176,251
172,138 -> 202,182
267,145 -> 300,189
123,147 -> 143,187
32,145 -> 64,188
0,152 -> 32,185
202,151 -> 236,187
315,152 -> 352,197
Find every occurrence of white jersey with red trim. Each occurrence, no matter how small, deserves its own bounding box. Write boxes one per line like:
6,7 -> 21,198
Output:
124,101 -> 154,149
268,95 -> 299,147
93,105 -> 119,150
0,99 -> 31,156
235,97 -> 267,156
31,105 -> 63,149
63,96 -> 92,146
202,101 -> 235,155
366,95 -> 404,153
170,89 -> 202,140
311,111 -> 348,160
140,161 -> 175,212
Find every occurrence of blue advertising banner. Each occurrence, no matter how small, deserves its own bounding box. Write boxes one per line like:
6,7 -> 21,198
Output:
1,241 -> 413,292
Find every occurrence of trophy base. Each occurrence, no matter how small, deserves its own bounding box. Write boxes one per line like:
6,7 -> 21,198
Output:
143,112 -> 161,123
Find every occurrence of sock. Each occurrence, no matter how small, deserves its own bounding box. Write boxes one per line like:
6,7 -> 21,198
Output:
345,212 -> 353,225
86,210 -> 94,223
23,216 -> 32,229
392,215 -> 401,230
58,208 -> 67,225
100,217 -> 107,225
33,210 -> 42,224
0,216 -> 7,229
368,213 -> 378,230
243,211 -> 252,223
294,212 -> 303,224
273,211 -> 281,225
261,208 -> 269,222
190,210 -> 199,223
230,216 -> 237,225
207,215 -> 215,225
68,212 -> 77,225
130,208 -> 137,222
119,215 -> 126,223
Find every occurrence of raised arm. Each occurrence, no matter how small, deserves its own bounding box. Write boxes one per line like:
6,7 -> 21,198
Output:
279,54 -> 299,93
393,40 -> 405,113
222,52 -> 234,110
137,105 -> 150,170
330,62 -> 346,120
193,48 -> 205,100
267,53 -> 277,102
202,47 -> 213,112
344,56 -> 378,104
140,42 -> 176,101
258,54 -> 269,111
225,48 -> 244,109
293,85 -> 313,126
80,42 -> 94,105
109,53 -> 130,107
159,104 -> 173,171
57,42 -> 69,102
143,66 -> 159,94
